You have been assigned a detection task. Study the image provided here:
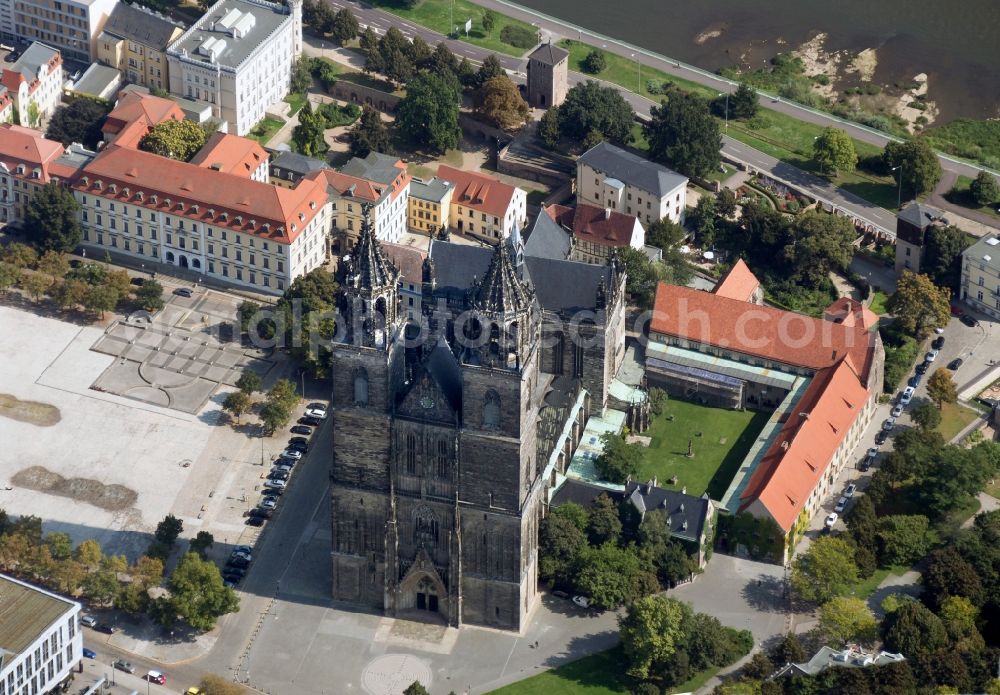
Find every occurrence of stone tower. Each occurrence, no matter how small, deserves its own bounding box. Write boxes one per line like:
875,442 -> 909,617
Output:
526,41 -> 569,109
287,0 -> 303,57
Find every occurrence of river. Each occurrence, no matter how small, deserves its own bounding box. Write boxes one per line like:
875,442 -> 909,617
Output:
509,0 -> 1000,123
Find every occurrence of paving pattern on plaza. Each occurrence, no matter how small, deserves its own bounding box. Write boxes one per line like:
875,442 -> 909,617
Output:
89,292 -> 274,413
361,654 -> 434,695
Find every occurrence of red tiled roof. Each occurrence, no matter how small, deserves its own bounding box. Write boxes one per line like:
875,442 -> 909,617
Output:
1,69 -> 23,92
713,259 -> 760,303
824,297 -> 879,331
189,132 -> 268,178
305,169 -> 385,202
437,164 -> 516,219
102,91 -> 184,148
382,242 -> 426,284
545,202 -> 640,248
650,283 -> 875,381
76,145 -> 326,244
0,124 -> 64,182
739,359 -> 870,531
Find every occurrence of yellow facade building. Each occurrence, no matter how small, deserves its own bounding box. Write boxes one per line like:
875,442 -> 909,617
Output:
96,3 -> 184,92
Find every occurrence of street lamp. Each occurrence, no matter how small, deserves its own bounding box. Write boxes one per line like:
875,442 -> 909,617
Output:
892,164 -> 904,209
631,52 -> 641,93
718,91 -> 729,131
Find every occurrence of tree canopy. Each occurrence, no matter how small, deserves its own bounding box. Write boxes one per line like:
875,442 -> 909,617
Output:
887,271 -> 951,338
595,431 -> 643,483
791,536 -> 859,604
923,225 -> 971,293
138,119 -> 207,161
728,82 -> 759,120
349,105 -> 392,158
882,139 -> 943,200
23,183 -> 82,253
475,75 -> 529,130
926,368 -> 958,409
45,98 -> 110,149
582,49 -> 607,74
969,171 -> 1000,206
574,542 -> 655,610
329,7 -> 359,45
619,595 -> 692,678
169,552 -> 240,630
643,91 -> 721,178
557,80 -> 635,146
813,126 -> 858,176
395,72 -> 461,154
782,209 -> 857,286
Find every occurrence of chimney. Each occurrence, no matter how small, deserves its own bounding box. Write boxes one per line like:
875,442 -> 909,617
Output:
604,207 -> 611,220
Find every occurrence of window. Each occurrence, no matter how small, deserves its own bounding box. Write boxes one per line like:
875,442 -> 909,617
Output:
483,390 -> 500,429
436,439 -> 448,478
405,433 -> 416,474
353,367 -> 368,406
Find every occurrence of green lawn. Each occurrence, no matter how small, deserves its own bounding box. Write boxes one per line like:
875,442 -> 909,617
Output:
671,666 -> 720,694
704,163 -> 736,184
637,400 -> 770,500
848,564 -> 909,600
936,402 -> 982,442
869,291 -> 890,315
246,116 -> 285,145
284,91 -> 308,116
487,648 -> 631,695
366,0 -> 539,56
335,70 -> 404,96
944,175 -> 1000,220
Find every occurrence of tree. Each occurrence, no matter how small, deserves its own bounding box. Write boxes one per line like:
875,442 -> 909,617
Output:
558,80 -> 635,146
845,494 -> 878,547
132,555 -> 164,588
223,391 -> 252,424
189,531 -> 214,558
588,494 -> 622,546
717,188 -> 738,218
198,675 -> 246,695
82,568 -> 119,606
729,82 -> 758,119
791,536 -> 858,604
538,105 -> 560,149
49,278 -> 87,310
910,401 -> 942,432
595,431 -> 642,483
105,269 -> 132,299
643,91 -> 721,178
134,279 -> 164,311
813,127 -> 858,176
582,49 -> 606,74
45,98 -> 110,149
170,552 -> 239,630
154,514 -> 184,547
268,378 -> 299,410
574,543 -> 655,609
886,271 -> 951,338
291,101 -> 328,157
289,56 -> 313,94
236,371 -> 263,395
819,596 -> 878,644
969,171 -> 1000,206
348,105 -> 392,158
395,72 -> 461,154
429,42 -> 458,77
637,513 -> 693,586
456,56 -> 477,88
481,9 -> 497,36
646,218 -> 687,250
922,547 -> 985,610
35,250 -> 69,283
783,209 -> 857,287
475,75 -> 529,130
83,283 -> 119,319
923,225 -> 971,292
0,262 -> 20,295
539,506 -> 587,585
475,54 -> 506,89
23,182 -> 83,252
402,683 -> 430,695
260,400 -> 290,433
689,195 -> 718,247
360,27 -> 381,73
2,242 -> 38,269
74,539 -> 103,569
882,139 -> 942,199
329,7 -> 359,45
21,272 -> 52,302
618,595 -> 691,678
381,46 -> 415,87
408,35 -> 433,67
882,600 -> 948,655
926,368 -> 958,409
138,119 -> 207,161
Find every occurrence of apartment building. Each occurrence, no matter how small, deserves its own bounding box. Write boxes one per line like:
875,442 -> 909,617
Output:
576,141 -> 688,226
960,234 -> 1000,321
268,149 -> 328,187
538,202 -> 645,264
407,176 -> 452,234
1,0 -> 116,63
189,130 -> 268,182
0,122 -> 83,223
166,0 -> 302,136
0,41 -> 61,127
0,574 -> 83,695
437,164 -> 526,240
100,88 -> 185,148
96,2 -> 184,92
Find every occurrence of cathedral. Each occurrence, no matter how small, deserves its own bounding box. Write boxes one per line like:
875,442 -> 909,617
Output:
328,209 -> 627,631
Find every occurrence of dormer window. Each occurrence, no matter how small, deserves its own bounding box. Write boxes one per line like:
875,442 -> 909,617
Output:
16,165 -> 25,175
136,191 -> 143,200
122,187 -> 129,196
291,223 -> 297,232
309,201 -> 316,210
175,202 -> 184,210
249,219 -> 256,228
298,212 -> 304,221
94,180 -> 103,189
191,204 -> 199,213
220,212 -> 228,221
108,183 -> 117,193
163,198 -> 171,207
208,208 -> 215,217
81,175 -> 88,185
150,194 -> 158,203
235,215 -> 242,224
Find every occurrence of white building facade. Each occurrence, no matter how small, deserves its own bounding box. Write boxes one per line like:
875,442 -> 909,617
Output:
0,0 -> 115,62
166,0 -> 302,136
2,42 -> 62,127
0,575 -> 82,695
960,234 -> 1000,321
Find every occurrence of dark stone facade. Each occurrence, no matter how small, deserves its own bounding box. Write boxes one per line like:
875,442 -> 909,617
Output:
330,215 -> 625,631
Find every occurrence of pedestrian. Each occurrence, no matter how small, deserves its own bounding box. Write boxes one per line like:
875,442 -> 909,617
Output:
535,640 -> 539,648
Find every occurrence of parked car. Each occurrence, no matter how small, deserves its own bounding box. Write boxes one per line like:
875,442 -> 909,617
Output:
222,571 -> 245,583
916,361 -> 930,375
951,304 -> 964,317
901,386 -> 915,405
264,478 -> 287,491
173,287 -> 193,297
932,336 -> 945,350
908,374 -> 922,388
287,441 -> 308,453
875,430 -> 889,445
82,648 -> 97,659
834,497 -> 848,513
304,407 -> 327,420
80,615 -> 97,628
246,516 -> 265,527
113,660 -> 135,674
882,417 -> 896,431
129,277 -> 144,287
288,436 -> 308,446
925,350 -> 939,363
186,688 -> 204,695
306,402 -> 326,411
271,464 -> 292,475
891,404 -> 904,418
861,450 -> 876,472
844,483 -> 857,498
280,449 -> 303,460
268,470 -> 289,482
248,507 -> 272,519
274,456 -> 297,468
146,671 -> 166,685
227,557 -> 250,570
299,416 -> 322,427
94,623 -> 116,635
290,425 -> 312,435
230,549 -> 252,562
961,314 -> 979,327
260,496 -> 278,510
572,595 -> 590,608
825,513 -> 838,528
233,544 -> 252,556
948,358 -> 964,370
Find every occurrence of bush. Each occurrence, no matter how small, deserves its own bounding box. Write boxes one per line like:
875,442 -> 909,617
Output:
499,24 -> 538,50
582,49 -> 606,74
862,83 -> 882,95
646,80 -> 663,95
746,113 -> 770,130
814,74 -> 830,86
317,101 -> 361,127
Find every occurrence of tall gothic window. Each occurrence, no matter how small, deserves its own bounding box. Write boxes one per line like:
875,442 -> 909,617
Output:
414,508 -> 438,545
436,439 -> 448,478
483,390 -> 501,429
405,433 -> 417,474
353,367 -> 369,406
574,343 -> 585,378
